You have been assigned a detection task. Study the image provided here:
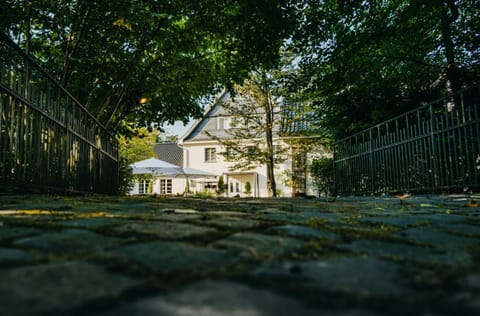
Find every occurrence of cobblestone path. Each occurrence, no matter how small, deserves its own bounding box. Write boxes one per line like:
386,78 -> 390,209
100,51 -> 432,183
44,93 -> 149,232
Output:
0,194 -> 479,316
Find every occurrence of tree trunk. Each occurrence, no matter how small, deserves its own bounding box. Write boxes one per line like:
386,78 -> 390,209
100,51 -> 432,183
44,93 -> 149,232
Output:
262,70 -> 277,197
440,0 -> 461,94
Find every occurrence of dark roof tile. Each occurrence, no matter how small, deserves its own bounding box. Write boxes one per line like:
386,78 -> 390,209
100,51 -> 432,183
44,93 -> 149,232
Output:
153,143 -> 183,167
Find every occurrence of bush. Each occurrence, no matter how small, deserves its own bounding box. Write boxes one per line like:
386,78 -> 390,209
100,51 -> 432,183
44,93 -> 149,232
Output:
117,157 -> 134,195
217,176 -> 226,193
244,181 -> 252,193
195,189 -> 214,198
309,157 -> 334,197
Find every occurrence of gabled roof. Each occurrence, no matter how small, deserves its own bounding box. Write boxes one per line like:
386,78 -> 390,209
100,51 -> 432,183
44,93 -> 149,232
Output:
180,89 -> 231,143
180,89 -> 321,144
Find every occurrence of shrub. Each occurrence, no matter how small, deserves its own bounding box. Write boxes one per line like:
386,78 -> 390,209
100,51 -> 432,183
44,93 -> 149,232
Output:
244,181 -> 252,193
309,157 -> 334,197
195,189 -> 214,198
217,176 -> 226,193
117,157 -> 134,195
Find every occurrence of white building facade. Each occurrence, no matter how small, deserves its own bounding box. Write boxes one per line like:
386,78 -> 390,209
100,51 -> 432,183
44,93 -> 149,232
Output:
179,90 -> 328,197
130,176 -> 187,195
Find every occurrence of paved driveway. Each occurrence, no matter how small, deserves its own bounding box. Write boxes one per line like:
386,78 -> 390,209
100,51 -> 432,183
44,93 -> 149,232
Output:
0,194 -> 479,315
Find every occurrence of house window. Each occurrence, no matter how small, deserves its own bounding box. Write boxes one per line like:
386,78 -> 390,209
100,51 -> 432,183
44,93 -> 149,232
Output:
228,180 -> 241,193
217,117 -> 231,130
160,179 -> 172,194
138,180 -> 151,194
205,147 -> 217,162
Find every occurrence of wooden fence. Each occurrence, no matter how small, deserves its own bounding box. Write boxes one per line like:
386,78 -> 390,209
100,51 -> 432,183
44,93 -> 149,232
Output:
0,32 -> 118,194
334,85 -> 480,195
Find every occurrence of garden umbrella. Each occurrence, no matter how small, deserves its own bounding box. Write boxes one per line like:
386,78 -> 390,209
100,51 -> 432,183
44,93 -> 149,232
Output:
130,158 -> 182,175
130,158 -> 217,194
131,158 -> 216,178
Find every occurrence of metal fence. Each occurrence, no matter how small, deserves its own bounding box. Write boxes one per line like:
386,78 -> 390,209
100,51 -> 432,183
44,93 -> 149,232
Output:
0,32 -> 118,194
334,85 -> 480,195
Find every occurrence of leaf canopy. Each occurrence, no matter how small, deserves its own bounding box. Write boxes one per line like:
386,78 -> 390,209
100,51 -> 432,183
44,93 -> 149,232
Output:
0,0 -> 296,134
288,0 -> 480,139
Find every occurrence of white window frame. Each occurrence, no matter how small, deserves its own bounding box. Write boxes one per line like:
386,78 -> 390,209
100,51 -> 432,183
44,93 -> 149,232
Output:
217,116 -> 231,130
205,147 -> 217,162
138,180 -> 151,194
160,179 -> 173,194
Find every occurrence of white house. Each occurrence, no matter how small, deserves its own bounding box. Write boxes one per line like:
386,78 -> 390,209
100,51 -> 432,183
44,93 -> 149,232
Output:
129,157 -> 216,195
179,90 -> 328,197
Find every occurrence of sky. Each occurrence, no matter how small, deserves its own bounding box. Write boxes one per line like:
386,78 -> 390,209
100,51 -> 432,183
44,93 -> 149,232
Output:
161,119 -> 195,138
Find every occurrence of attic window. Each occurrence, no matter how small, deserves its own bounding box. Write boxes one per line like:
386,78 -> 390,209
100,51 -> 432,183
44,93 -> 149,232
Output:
217,117 -> 231,130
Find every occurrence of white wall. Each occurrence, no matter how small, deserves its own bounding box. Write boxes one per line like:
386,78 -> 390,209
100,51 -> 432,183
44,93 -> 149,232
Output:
130,177 -> 187,195
183,141 -> 294,197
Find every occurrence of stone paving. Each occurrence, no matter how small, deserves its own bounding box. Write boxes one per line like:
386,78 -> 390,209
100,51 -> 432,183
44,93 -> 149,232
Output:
0,194 -> 479,316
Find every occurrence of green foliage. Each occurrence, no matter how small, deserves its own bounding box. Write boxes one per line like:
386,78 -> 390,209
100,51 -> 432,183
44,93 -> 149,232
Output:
309,157 -> 334,197
116,156 -> 134,195
288,0 -> 480,139
116,127 -> 158,194
147,180 -> 153,194
195,189 -> 214,198
1,0 -> 296,133
117,128 -> 158,164
4,0 -> 477,145
244,181 -> 252,193
217,176 -> 226,193
206,69 -> 288,197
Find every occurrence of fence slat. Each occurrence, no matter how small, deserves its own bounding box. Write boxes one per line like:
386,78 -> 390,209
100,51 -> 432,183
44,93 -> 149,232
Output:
0,33 -> 118,194
334,86 -> 480,195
